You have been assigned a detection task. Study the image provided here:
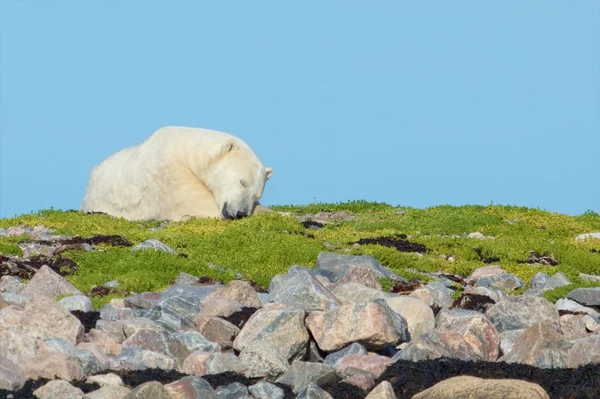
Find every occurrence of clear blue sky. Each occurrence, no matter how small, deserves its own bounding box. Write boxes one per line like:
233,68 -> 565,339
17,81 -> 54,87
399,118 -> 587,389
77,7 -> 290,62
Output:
1,0 -> 598,218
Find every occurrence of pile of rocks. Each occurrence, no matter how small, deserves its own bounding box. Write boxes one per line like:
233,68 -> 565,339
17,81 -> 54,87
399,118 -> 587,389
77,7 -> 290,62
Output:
2,225 -> 600,398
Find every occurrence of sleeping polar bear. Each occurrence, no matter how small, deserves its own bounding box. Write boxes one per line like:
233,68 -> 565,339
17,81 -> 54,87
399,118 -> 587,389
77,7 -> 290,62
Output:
81,126 -> 273,221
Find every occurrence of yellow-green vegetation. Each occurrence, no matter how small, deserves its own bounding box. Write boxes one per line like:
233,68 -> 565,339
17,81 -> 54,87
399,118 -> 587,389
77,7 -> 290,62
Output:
1,201 -> 600,309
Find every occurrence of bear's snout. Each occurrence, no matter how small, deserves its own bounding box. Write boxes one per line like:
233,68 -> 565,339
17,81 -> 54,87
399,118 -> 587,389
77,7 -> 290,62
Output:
221,203 -> 249,220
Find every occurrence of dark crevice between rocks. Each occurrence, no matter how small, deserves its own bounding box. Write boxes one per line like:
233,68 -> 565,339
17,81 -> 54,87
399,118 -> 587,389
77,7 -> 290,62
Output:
70,310 -> 101,333
222,307 -> 259,329
451,293 -> 496,313
474,248 -> 500,264
378,358 -> 600,399
351,235 -> 428,253
0,254 -> 79,279
516,251 -> 559,266
389,278 -> 423,294
301,220 -> 325,230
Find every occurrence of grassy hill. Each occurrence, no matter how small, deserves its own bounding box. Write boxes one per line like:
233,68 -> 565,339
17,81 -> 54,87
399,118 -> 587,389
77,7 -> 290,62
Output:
1,201 -> 600,308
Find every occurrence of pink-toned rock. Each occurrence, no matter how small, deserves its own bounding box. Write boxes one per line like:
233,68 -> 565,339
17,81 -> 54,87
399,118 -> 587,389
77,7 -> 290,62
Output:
306,299 -> 409,352
0,297 -> 84,345
204,280 -> 262,309
181,351 -> 246,376
77,342 -> 110,368
336,354 -> 393,378
83,385 -> 131,399
21,265 -> 83,299
342,372 -> 376,391
233,303 -> 309,362
86,373 -> 124,387
88,329 -> 123,356
0,296 -> 8,310
163,376 -> 218,399
0,355 -> 26,390
122,329 -> 190,367
384,296 -> 435,339
411,375 -> 550,399
500,323 -> 570,368
194,297 -> 243,330
471,265 -> 505,280
365,381 -> 396,399
0,330 -> 42,363
566,335 -> 600,368
197,317 -> 240,350
32,379 -> 84,399
21,352 -> 84,381
559,314 -> 587,341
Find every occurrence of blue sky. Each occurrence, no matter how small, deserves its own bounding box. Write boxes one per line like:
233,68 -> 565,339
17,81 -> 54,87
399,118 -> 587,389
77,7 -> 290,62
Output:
1,0 -> 598,218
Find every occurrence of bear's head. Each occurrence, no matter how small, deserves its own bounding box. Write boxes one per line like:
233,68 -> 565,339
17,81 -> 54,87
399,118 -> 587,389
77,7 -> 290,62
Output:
206,139 -> 273,220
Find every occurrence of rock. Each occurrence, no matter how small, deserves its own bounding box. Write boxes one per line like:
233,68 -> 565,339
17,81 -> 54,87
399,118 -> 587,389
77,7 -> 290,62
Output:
471,265 -> 505,280
384,296 -> 435,339
499,329 -> 526,356
124,292 -> 163,310
103,280 -> 120,288
131,349 -> 176,370
197,317 -> 240,350
307,299 -> 409,352
163,376 -> 218,399
21,352 -> 84,381
486,296 -> 559,333
117,317 -> 162,338
575,232 -> 600,241
19,242 -> 58,258
175,272 -> 200,285
169,331 -> 220,354
555,298 -> 599,316
500,323 -> 570,368
336,353 -> 392,378
315,252 -> 404,289
0,297 -> 84,345
20,265 -> 82,299
476,273 -> 525,292
248,381 -> 285,399
58,295 -> 94,312
559,314 -> 587,340
323,343 -> 368,367
467,232 -> 494,240
0,276 -> 25,294
365,381 -> 396,399
122,329 -> 190,367
566,335 -> 600,368
88,329 -> 123,356
0,330 -> 41,363
582,314 -> 600,333
1,292 -> 30,306
330,283 -> 386,304
74,347 -> 109,375
296,383 -> 334,399
146,288 -> 214,331
131,239 -> 177,254
181,351 -> 246,376
276,360 -> 337,394
0,356 -> 26,390
194,297 -> 243,330
86,373 -> 124,387
342,370 -> 376,390
123,381 -> 170,399
83,385 -> 131,399
567,287 -> 600,307
32,380 -> 84,399
205,280 -> 262,309
239,340 -> 289,378
99,303 -> 136,321
411,375 -> 550,398
579,273 -> 600,283
526,272 -> 572,295
409,285 -> 454,309
234,303 -> 309,362
269,269 -> 340,311
215,382 -> 249,399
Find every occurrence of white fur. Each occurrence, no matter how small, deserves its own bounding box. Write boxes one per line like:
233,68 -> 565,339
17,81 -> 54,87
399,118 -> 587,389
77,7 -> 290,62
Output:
81,126 -> 273,221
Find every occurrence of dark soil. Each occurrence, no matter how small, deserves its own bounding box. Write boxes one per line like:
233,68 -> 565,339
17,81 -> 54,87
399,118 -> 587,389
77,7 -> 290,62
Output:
223,307 -> 259,329
0,254 -> 78,279
474,248 -> 500,264
321,381 -> 366,398
351,235 -> 428,253
70,310 -> 101,333
246,279 -> 268,293
517,251 -> 559,266
452,293 -> 496,313
389,278 -> 423,294
34,234 -> 133,247
194,276 -> 222,285
89,285 -> 111,297
301,220 -> 325,229
0,379 -> 100,399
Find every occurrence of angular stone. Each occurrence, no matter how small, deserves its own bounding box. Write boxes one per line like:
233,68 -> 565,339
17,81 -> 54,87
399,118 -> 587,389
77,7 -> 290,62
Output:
409,285 -> 453,309
21,352 -> 84,381
124,292 -> 163,310
198,317 -> 240,350
365,381 -> 395,399
58,295 -> 94,312
0,356 -> 26,390
88,329 -> 123,355
567,335 -> 600,368
170,331 -> 220,354
330,283 -> 386,305
499,329 -> 526,356
486,296 -> 559,333
384,296 -> 435,340
567,287 -> 600,307
1,292 -> 30,306
123,381 -> 169,399
95,320 -> 127,343
131,239 -> 176,254
175,272 -> 200,285
147,291 -> 208,332
296,383 -> 334,399
411,376 -> 550,399
306,299 -> 409,352
83,385 -> 131,399
276,360 -> 337,394
204,280 -> 262,309
555,298 -> 599,316
215,382 -> 249,399
74,347 -> 108,375
181,351 -> 245,376
20,265 -> 82,299
122,329 -> 190,367
560,314 -> 587,341
335,353 -> 392,378
342,371 -> 376,391
117,317 -> 161,338
323,343 -> 368,367
269,269 -> 340,311
248,381 -> 285,399
194,297 -> 243,330
501,323 -> 570,368
33,380 -> 84,399
471,266 -> 505,280
132,350 -> 176,370
315,252 -> 404,288
0,276 -> 25,294
0,330 -> 42,363
238,341 -> 290,379
579,273 -> 600,283
99,303 -> 135,321
86,373 -> 124,387
476,273 -> 525,292
233,303 -> 309,362
163,376 -> 218,399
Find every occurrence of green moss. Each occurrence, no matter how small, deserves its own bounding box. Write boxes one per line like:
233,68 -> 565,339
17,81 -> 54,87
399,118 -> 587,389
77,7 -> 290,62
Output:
542,282 -> 600,303
1,202 -> 599,305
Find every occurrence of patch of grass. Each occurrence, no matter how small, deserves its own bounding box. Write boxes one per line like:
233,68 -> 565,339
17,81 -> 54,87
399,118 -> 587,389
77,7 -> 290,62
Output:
1,202 -> 600,305
541,282 -> 600,303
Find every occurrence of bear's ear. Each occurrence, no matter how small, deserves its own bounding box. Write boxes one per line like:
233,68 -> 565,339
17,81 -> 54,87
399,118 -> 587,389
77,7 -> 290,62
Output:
265,167 -> 273,180
220,139 -> 239,156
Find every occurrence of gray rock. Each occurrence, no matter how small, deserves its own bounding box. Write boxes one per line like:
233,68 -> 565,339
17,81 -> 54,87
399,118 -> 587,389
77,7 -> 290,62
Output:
99,303 -> 135,321
58,295 -> 94,312
122,329 -> 190,368
83,385 -> 131,399
1,292 -> 30,306
0,356 -> 26,390
567,287 -> 600,307
163,376 -> 218,399
486,296 -> 560,333
471,266 -> 505,280
296,383 -> 334,399
276,360 -> 337,394
175,272 -> 200,285
499,329 -> 526,356
331,283 -> 387,305
21,265 -> 83,299
560,314 -> 587,341
86,373 -> 124,387
0,276 -> 25,294
124,292 -> 164,310
364,381 -> 396,399
315,252 -> 405,286
476,273 -> 525,292
169,331 -> 220,354
131,239 -> 176,254
555,298 -> 599,316
269,269 -> 340,311
500,323 -> 570,368
526,273 -> 572,296
123,381 -> 169,399
323,343 -> 368,367
579,273 -> 600,283
74,348 -> 108,375
409,284 -> 454,309
567,335 -> 600,368
215,382 -> 249,399
238,341 -> 289,379
248,381 -> 285,399
104,280 -> 120,288
19,242 -> 57,258
575,232 -> 600,241
117,317 -> 162,338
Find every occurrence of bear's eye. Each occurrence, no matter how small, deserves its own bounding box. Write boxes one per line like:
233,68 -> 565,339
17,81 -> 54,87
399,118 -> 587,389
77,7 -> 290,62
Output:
240,180 -> 248,188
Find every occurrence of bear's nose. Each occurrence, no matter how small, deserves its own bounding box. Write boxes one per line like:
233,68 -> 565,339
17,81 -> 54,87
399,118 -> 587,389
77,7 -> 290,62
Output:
221,203 -> 234,220
236,211 -> 248,219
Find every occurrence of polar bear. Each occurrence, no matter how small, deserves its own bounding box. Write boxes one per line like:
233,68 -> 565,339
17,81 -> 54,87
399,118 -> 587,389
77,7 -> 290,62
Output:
81,126 -> 273,221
